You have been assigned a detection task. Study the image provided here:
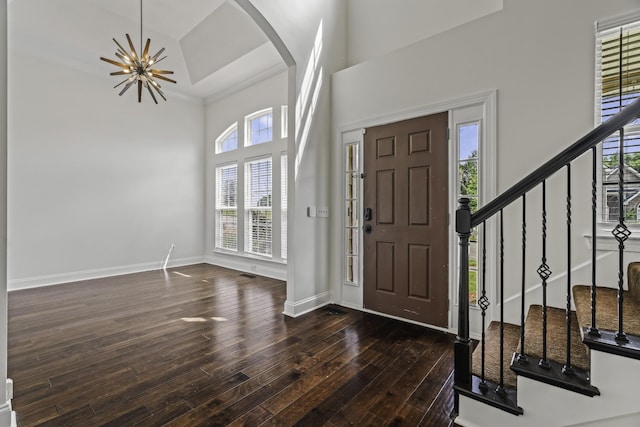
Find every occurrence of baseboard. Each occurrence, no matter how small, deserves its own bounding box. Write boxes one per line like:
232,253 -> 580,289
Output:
205,253 -> 287,281
283,291 -> 331,317
0,401 -> 13,427
8,256 -> 205,291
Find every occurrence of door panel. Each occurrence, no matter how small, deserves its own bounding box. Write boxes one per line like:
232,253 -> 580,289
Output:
377,170 -> 395,224
363,112 -> 448,327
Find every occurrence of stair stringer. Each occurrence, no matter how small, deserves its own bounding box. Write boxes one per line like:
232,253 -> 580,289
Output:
456,349 -> 640,427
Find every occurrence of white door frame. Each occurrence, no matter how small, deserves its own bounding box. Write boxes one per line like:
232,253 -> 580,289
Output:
333,90 -> 497,337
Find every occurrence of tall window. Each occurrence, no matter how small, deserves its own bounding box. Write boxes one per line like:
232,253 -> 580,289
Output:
458,122 -> 480,305
216,124 -> 238,153
281,153 -> 288,260
245,109 -> 273,146
214,106 -> 286,261
344,143 -> 359,284
245,158 -> 272,256
597,20 -> 640,223
215,164 -> 238,250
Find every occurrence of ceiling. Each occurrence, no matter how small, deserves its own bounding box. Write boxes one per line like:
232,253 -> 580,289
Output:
8,0 -> 287,102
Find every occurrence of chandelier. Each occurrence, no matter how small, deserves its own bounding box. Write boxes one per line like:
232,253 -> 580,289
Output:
100,0 -> 176,103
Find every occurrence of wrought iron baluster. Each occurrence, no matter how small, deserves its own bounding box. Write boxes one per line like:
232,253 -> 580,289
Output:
563,164 -> 574,376
496,209 -> 506,397
538,180 -> 551,370
588,146 -> 600,336
517,194 -> 528,364
479,221 -> 490,393
613,126 -> 630,343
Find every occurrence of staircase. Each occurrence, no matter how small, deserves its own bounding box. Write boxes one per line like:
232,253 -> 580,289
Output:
453,97 -> 640,426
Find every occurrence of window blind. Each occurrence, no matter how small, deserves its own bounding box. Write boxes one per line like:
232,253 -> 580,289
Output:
245,158 -> 272,256
597,20 -> 640,222
281,154 -> 288,260
215,164 -> 238,250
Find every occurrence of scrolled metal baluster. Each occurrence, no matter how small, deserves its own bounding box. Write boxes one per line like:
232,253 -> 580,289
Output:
563,164 -> 574,376
496,210 -> 506,397
479,221 -> 490,393
517,194 -> 528,364
588,146 -> 600,337
537,180 -> 551,370
613,126 -> 629,343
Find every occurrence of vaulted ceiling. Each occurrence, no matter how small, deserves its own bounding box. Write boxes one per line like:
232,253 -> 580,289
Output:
8,0 -> 287,102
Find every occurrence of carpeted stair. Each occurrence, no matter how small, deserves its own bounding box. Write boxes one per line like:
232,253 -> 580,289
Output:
572,262 -> 640,338
473,262 -> 640,392
472,305 -> 589,389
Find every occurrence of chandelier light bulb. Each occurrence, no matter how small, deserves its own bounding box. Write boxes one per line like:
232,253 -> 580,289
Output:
99,0 -> 175,103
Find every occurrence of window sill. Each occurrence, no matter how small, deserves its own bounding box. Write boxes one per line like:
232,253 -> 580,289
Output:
212,248 -> 287,265
584,224 -> 640,253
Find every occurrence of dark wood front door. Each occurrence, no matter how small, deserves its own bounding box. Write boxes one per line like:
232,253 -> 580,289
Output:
363,112 -> 449,327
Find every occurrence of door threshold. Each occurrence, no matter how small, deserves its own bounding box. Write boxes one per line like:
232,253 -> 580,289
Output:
356,305 -> 453,335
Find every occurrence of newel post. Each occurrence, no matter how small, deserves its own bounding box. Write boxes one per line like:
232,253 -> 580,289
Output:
455,197 -> 472,390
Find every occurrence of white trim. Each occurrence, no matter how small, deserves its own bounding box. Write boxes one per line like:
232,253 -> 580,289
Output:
205,64 -> 287,105
0,401 -> 13,427
205,252 -> 286,281
8,257 -> 206,291
595,8 -> 640,32
337,90 -> 498,136
334,90 -> 497,333
244,108 -> 274,147
215,123 -> 239,154
585,231 -> 640,253
283,291 -> 331,317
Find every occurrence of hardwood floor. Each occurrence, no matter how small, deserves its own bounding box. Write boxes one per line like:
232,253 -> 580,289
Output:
8,264 -> 456,426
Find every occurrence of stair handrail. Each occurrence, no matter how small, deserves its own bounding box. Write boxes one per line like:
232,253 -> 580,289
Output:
454,96 -> 640,413
471,96 -> 640,228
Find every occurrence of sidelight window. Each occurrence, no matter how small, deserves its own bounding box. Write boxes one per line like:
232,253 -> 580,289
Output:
458,122 -> 480,305
344,142 -> 360,284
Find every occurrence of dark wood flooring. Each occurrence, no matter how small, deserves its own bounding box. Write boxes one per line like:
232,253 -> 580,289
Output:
8,263 -> 456,426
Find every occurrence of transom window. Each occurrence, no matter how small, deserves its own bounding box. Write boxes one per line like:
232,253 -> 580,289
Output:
216,124 -> 238,153
245,109 -> 273,146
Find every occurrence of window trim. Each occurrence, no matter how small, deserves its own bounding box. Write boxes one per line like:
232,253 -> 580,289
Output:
244,108 -> 273,147
215,123 -> 238,154
244,156 -> 273,258
595,15 -> 640,227
214,162 -> 238,252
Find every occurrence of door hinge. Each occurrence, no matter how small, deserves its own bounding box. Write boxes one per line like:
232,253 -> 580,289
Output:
362,128 -> 367,135
447,128 -> 450,141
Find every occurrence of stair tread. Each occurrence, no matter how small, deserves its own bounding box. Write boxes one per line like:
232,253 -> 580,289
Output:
523,304 -> 590,371
573,285 -> 640,337
473,305 -> 589,390
472,321 -> 519,389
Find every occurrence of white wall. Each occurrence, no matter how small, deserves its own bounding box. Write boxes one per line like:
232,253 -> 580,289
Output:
346,0 -> 503,66
250,0 -> 348,315
204,71 -> 288,279
0,1 -> 10,424
7,51 -> 205,289
332,0 -> 640,327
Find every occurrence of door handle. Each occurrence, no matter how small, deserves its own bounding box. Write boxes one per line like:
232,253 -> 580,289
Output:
363,224 -> 372,234
364,208 -> 372,221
